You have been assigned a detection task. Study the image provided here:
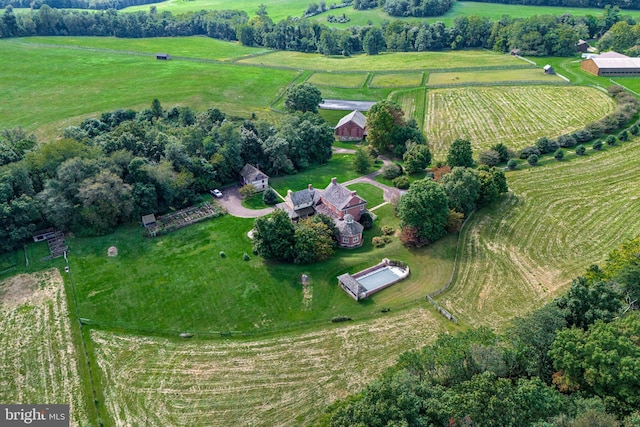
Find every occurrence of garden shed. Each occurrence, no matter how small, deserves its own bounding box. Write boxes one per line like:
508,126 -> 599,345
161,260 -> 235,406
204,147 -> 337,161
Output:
240,164 -> 269,191
156,53 -> 171,60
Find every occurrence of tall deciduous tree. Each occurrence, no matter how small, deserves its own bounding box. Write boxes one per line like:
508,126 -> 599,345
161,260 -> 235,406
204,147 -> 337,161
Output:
366,101 -> 406,153
284,82 -> 323,113
446,138 -> 474,168
397,178 -> 449,245
441,166 -> 480,216
252,208 -> 296,261
402,142 -> 432,175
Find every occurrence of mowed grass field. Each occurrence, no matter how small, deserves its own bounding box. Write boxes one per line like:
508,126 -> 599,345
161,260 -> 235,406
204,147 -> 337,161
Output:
307,72 -> 369,88
438,138 -> 640,328
0,270 -> 93,426
427,68 -> 565,85
421,85 -> 615,160
238,49 -> 524,71
0,38 -> 296,136
91,306 -> 454,426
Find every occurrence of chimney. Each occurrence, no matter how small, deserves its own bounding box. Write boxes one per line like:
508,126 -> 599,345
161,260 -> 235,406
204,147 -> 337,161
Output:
308,184 -> 313,191
331,177 -> 337,185
350,191 -> 356,197
287,189 -> 293,197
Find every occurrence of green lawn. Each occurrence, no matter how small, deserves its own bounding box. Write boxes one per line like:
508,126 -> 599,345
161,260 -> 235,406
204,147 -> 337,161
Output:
241,192 -> 273,209
69,202 -> 457,334
0,38 -> 296,136
269,154 -> 360,195
427,68 -> 565,85
345,183 -> 385,207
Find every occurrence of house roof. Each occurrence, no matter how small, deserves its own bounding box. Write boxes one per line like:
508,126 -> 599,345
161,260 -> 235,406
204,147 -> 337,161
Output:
591,57 -> 640,69
596,51 -> 628,58
337,214 -> 364,236
240,164 -> 268,182
323,178 -> 366,210
337,273 -> 366,297
141,214 -> 156,226
335,110 -> 366,130
543,64 -> 553,70
577,39 -> 589,45
289,188 -> 319,208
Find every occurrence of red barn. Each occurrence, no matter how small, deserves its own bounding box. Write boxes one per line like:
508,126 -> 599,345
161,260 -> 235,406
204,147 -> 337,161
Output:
334,110 -> 366,141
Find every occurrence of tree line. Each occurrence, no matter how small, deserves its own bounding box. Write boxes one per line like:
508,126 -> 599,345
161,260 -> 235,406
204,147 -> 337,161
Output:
0,100 -> 334,253
1,0 -> 156,10
317,238 -> 640,426
0,4 -> 632,57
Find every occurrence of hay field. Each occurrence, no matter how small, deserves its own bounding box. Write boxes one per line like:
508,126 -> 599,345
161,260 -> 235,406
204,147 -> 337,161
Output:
0,270 -> 92,426
438,138 -> 640,329
91,305 -> 452,426
370,72 -> 424,88
307,72 -> 368,88
424,86 -> 615,159
427,68 -> 564,85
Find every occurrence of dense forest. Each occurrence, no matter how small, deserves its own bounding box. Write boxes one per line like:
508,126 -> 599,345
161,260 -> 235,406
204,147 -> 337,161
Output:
0,3 -> 634,56
317,238 -> 640,426
0,102 -> 334,252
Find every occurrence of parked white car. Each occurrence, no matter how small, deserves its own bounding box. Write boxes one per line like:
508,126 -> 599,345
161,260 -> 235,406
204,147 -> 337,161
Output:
210,189 -> 223,198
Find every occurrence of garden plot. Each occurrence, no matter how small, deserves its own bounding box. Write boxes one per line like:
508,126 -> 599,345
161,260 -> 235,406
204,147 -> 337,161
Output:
0,270 -> 91,426
91,306 -> 449,427
424,86 -> 614,159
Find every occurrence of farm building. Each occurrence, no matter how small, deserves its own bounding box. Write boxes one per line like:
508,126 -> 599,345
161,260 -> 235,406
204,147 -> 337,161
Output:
576,39 -> 590,52
510,48 -> 521,56
581,52 -> 640,76
156,53 -> 171,60
543,64 -> 555,74
239,164 -> 269,191
334,110 -> 367,141
276,177 -> 367,247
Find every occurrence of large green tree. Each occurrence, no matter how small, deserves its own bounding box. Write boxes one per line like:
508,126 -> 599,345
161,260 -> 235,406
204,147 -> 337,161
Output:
283,82 -> 323,113
366,101 -> 407,153
446,138 -> 474,168
397,178 -> 449,245
252,209 -> 296,261
440,166 -> 480,216
402,142 -> 432,175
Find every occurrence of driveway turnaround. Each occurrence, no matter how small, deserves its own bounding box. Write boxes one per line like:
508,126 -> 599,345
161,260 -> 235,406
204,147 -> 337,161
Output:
215,185 -> 274,218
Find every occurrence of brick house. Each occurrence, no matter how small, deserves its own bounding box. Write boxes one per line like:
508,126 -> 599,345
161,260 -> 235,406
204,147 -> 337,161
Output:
334,110 -> 366,141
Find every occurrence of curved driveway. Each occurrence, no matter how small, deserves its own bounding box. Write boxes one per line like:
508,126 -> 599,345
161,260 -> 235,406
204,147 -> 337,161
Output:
219,151 -> 405,218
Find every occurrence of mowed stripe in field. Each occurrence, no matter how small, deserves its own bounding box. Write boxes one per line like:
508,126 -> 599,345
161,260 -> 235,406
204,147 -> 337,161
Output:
91,306 -> 450,426
439,139 -> 640,328
0,270 -> 91,426
424,86 -> 614,159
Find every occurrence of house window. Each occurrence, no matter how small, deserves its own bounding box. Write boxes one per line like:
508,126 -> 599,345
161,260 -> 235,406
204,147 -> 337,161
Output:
342,237 -> 349,244
353,236 -> 359,243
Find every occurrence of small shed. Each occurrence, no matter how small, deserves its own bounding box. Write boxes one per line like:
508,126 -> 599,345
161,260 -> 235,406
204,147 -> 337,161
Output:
32,228 -> 57,242
156,53 -> 171,60
576,39 -> 590,53
142,214 -> 157,228
543,64 -> 555,74
510,48 -> 521,56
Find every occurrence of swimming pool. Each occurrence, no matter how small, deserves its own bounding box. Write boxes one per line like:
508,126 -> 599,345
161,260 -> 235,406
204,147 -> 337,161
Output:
356,267 -> 402,293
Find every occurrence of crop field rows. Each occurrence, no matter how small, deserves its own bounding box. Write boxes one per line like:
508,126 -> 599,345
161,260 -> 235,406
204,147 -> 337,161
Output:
438,139 -> 640,329
424,86 -> 615,159
91,306 -> 450,426
0,270 -> 90,426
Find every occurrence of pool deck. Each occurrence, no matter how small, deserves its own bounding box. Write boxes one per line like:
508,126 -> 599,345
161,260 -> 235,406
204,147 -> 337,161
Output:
337,258 -> 410,301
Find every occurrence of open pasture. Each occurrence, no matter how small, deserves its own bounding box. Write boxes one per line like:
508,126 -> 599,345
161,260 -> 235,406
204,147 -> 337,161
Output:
237,49 -> 523,71
424,85 -> 615,159
269,154 -> 361,195
438,138 -> 640,329
370,72 -> 425,88
0,39 -> 295,136
307,72 -> 368,88
427,68 -> 565,86
91,305 -> 453,427
0,270 -> 92,426
9,36 -> 270,61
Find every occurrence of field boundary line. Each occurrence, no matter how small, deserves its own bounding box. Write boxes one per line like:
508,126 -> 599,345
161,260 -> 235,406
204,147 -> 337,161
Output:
610,79 -> 640,97
427,80 -> 568,89
428,209 -> 475,299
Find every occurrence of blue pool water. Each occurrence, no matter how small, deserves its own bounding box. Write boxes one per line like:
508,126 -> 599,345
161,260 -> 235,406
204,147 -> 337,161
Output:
356,267 -> 401,292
